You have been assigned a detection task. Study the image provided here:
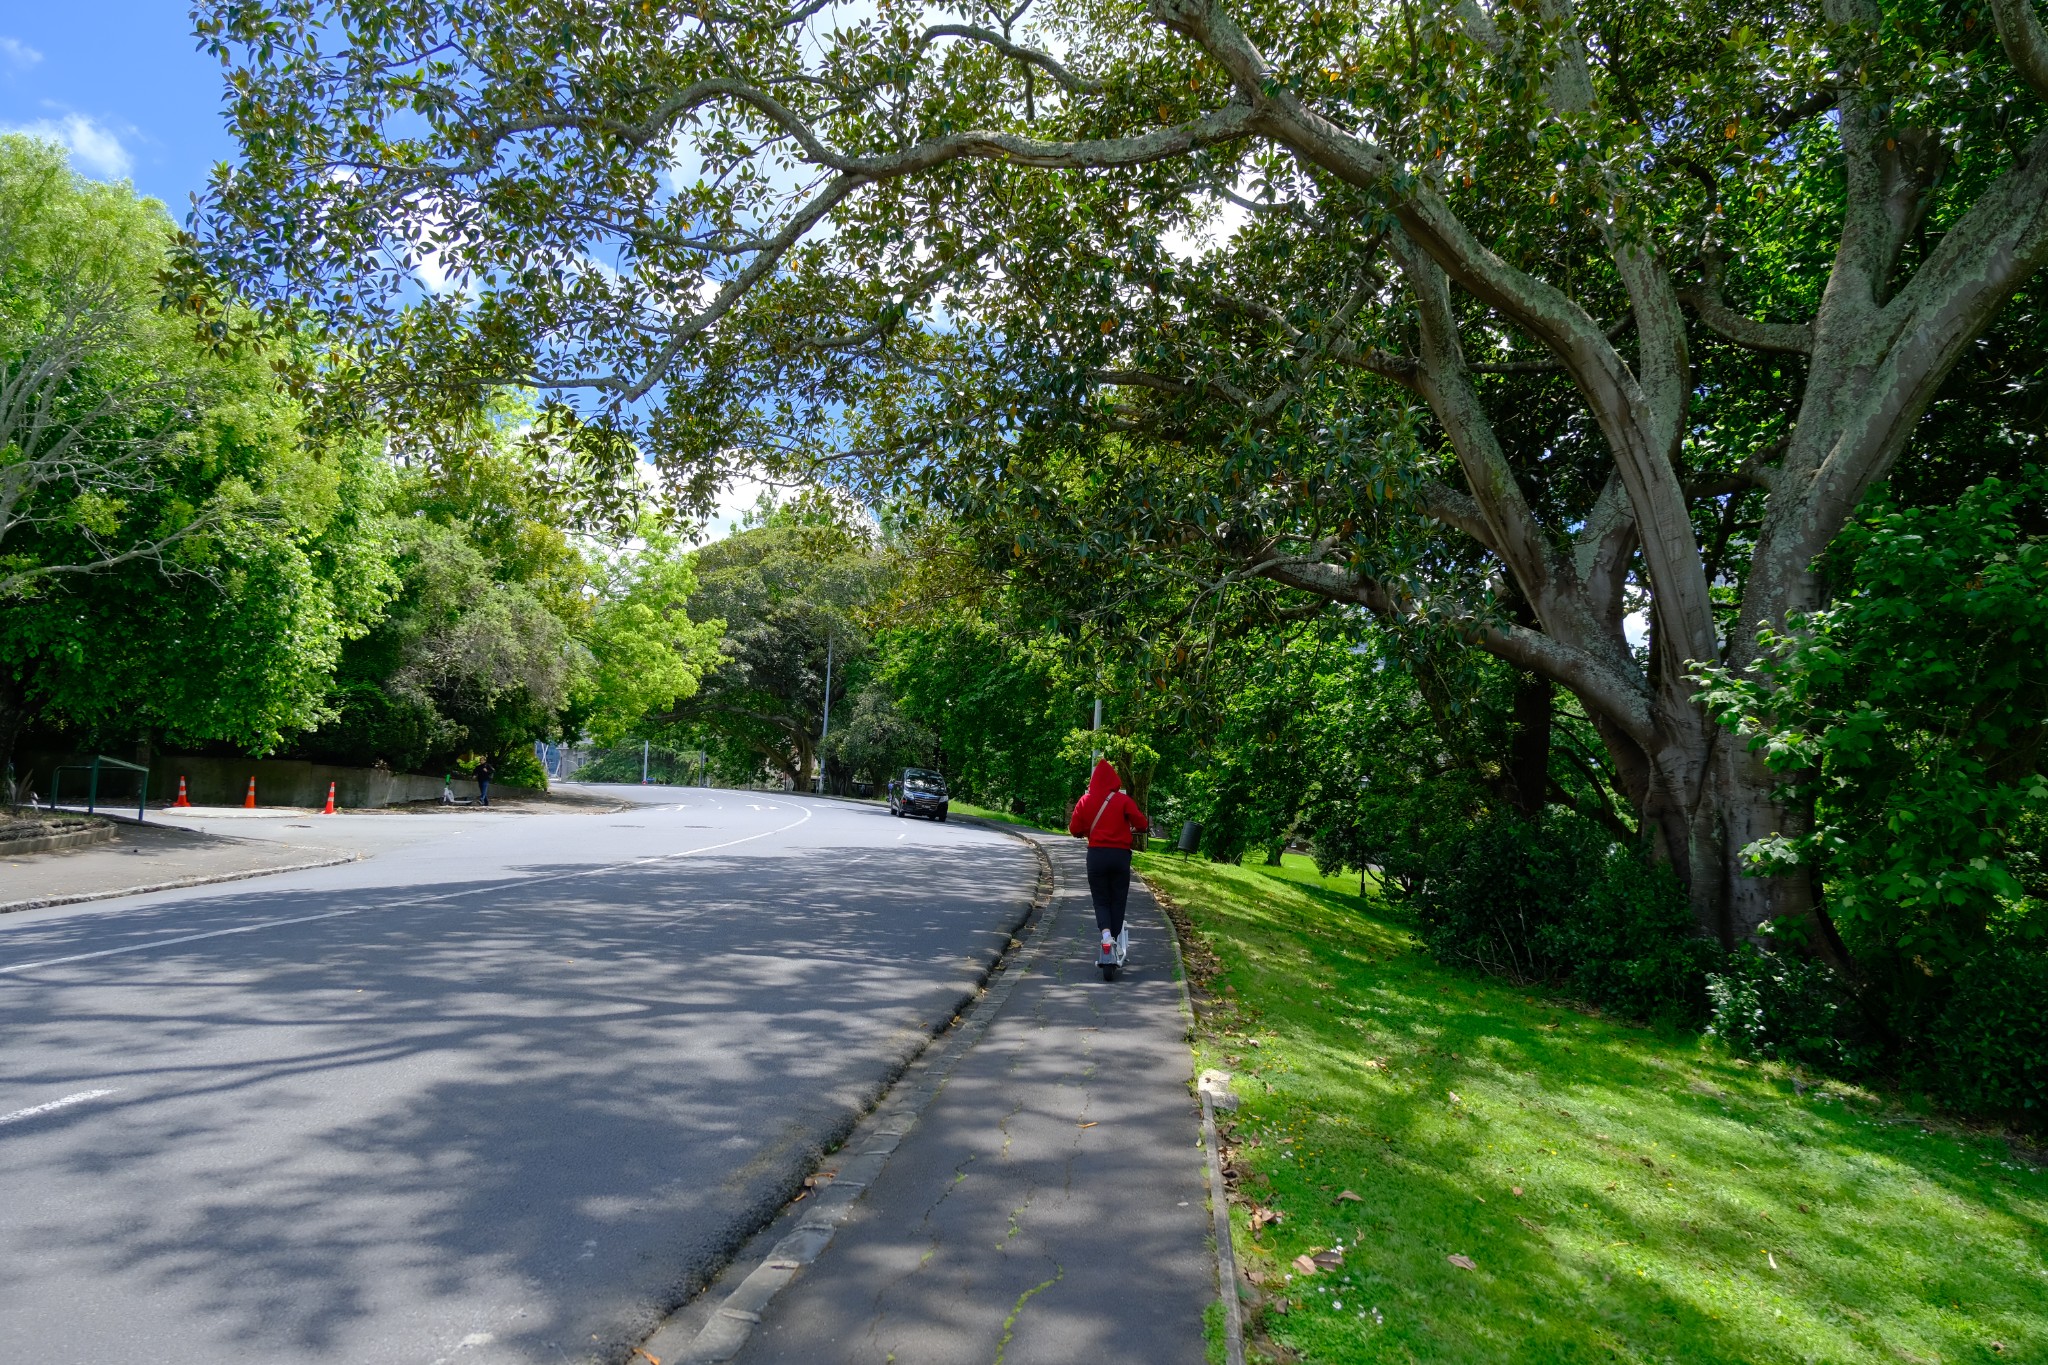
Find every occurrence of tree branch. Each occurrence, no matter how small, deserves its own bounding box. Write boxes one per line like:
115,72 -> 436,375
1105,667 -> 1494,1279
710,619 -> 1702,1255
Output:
1255,555 -> 1657,743
1678,248 -> 1813,354
918,24 -> 1103,94
1992,0 -> 2048,102
1393,235 -> 1556,606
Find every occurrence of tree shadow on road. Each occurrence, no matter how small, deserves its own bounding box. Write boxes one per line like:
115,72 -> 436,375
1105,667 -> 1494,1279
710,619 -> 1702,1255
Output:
0,840 -> 1037,1363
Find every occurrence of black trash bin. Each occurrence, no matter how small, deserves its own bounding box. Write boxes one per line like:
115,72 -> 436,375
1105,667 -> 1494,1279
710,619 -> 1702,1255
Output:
1176,820 -> 1202,855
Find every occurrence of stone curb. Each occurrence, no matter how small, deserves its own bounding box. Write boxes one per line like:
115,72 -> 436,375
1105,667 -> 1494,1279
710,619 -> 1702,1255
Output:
635,818 -> 1061,1365
1147,870 -> 1249,1365
0,851 -> 363,916
0,824 -> 119,858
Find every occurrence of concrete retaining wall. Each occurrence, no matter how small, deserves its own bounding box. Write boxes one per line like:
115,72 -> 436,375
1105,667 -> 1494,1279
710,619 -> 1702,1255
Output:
18,753 -> 540,811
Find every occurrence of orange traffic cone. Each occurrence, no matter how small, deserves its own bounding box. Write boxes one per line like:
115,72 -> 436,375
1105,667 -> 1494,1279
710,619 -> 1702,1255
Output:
170,776 -> 192,808
244,776 -> 257,809
321,781 -> 336,815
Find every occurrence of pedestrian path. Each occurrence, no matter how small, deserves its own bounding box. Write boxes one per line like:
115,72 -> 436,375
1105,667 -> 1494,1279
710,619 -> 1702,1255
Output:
642,833 -> 1215,1365
0,819 -> 354,913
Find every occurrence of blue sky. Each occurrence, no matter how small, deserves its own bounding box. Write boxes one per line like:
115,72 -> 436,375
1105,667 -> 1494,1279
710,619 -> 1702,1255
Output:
0,9 -> 239,219
0,9 -> 790,539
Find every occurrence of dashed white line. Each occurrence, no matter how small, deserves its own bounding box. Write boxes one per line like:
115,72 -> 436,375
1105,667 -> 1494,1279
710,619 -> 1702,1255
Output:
0,1089 -> 117,1127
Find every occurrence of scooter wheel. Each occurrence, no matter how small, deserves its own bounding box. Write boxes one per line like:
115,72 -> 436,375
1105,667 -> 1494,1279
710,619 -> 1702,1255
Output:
1100,963 -> 1118,981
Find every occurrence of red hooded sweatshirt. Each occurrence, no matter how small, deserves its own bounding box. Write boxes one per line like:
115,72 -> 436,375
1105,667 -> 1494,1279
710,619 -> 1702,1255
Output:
1069,759 -> 1150,850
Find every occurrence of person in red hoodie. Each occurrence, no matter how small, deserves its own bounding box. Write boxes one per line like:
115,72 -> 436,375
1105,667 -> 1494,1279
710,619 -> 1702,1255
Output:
1069,758 -> 1150,969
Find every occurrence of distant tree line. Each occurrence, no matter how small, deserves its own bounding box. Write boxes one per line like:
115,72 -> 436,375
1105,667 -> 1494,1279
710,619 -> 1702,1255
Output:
0,136 -> 722,794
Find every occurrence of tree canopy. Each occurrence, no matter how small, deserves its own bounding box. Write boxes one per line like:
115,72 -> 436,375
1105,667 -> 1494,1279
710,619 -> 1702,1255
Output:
191,0 -> 2048,945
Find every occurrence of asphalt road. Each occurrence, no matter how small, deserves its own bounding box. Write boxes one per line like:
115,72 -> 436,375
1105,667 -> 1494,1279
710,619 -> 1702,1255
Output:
0,790 -> 1038,1365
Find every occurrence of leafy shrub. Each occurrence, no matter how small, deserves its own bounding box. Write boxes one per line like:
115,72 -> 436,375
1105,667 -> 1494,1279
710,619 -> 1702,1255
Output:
1563,851 -> 1720,1026
1708,940 -> 2048,1125
1692,470 -> 2048,973
1706,947 -> 1881,1074
1923,948 -> 2048,1121
1414,808 -> 1715,1025
489,747 -> 548,791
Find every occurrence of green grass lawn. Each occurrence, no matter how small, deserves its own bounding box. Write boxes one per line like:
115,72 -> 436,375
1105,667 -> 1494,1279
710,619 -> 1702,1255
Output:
942,799 -> 1053,830
1136,852 -> 2048,1365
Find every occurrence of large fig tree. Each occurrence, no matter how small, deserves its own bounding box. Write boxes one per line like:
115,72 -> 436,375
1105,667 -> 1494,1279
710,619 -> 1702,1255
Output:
191,0 -> 2048,944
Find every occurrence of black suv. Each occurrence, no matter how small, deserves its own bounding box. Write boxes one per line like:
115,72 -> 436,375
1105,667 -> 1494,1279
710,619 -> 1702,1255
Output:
888,768 -> 950,821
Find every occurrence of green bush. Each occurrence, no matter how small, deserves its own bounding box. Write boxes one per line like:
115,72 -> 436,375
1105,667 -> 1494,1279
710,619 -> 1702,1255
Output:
1561,851 -> 1720,1026
1705,947 -> 1881,1073
1413,808 -> 1715,1025
489,747 -> 548,791
1923,948 -> 2048,1121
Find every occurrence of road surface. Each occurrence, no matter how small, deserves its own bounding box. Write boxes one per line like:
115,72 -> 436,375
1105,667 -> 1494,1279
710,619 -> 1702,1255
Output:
0,790 -> 1037,1365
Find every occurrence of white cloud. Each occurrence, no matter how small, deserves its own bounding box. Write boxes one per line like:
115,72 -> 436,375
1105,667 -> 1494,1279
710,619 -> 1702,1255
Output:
1160,194 -> 1252,263
0,37 -> 42,70
2,114 -> 133,179
689,472 -> 778,546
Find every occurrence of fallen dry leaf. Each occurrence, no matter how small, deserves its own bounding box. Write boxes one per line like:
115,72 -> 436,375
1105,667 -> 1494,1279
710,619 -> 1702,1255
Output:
1335,1190 -> 1363,1203
1078,1121 -> 1098,1128
1447,1254 -> 1478,1271
633,1349 -> 661,1365
1448,1091 -> 1463,1104
1766,1250 -> 1780,1271
1512,1186 -> 1524,1197
1250,1205 -> 1284,1231
1293,1254 -> 1319,1275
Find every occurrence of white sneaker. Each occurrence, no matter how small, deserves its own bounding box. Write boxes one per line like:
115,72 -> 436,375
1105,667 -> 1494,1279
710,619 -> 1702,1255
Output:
1099,930 -> 1116,963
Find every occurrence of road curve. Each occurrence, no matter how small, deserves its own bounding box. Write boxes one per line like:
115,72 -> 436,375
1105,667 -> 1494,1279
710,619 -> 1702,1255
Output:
0,790 -> 1038,1365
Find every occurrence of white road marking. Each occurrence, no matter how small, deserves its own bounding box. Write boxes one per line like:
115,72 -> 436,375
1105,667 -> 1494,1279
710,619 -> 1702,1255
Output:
0,801 -> 815,976
0,1089 -> 116,1126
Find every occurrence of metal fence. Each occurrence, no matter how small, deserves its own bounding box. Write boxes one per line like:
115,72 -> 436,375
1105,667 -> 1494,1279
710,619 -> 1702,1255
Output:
544,742 -> 708,786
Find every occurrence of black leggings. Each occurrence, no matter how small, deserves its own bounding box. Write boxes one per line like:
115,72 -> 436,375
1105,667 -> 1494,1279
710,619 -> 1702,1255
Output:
1085,847 -> 1133,936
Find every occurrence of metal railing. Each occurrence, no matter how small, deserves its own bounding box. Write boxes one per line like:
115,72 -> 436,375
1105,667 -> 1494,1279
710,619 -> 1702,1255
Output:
50,755 -> 151,822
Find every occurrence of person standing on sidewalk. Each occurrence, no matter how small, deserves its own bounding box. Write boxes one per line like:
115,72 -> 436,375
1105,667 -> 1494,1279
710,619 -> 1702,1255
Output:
474,757 -> 494,808
1069,758 -> 1149,967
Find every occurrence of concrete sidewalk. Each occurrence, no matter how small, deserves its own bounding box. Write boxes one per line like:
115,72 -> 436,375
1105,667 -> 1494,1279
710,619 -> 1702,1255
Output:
641,833 -> 1217,1365
0,819 -> 356,913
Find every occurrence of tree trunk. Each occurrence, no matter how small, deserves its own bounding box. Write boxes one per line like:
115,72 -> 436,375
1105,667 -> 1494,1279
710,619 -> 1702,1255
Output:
0,673 -> 22,808
1602,690 -> 1827,950
1506,672 -> 1553,819
791,728 -> 815,789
